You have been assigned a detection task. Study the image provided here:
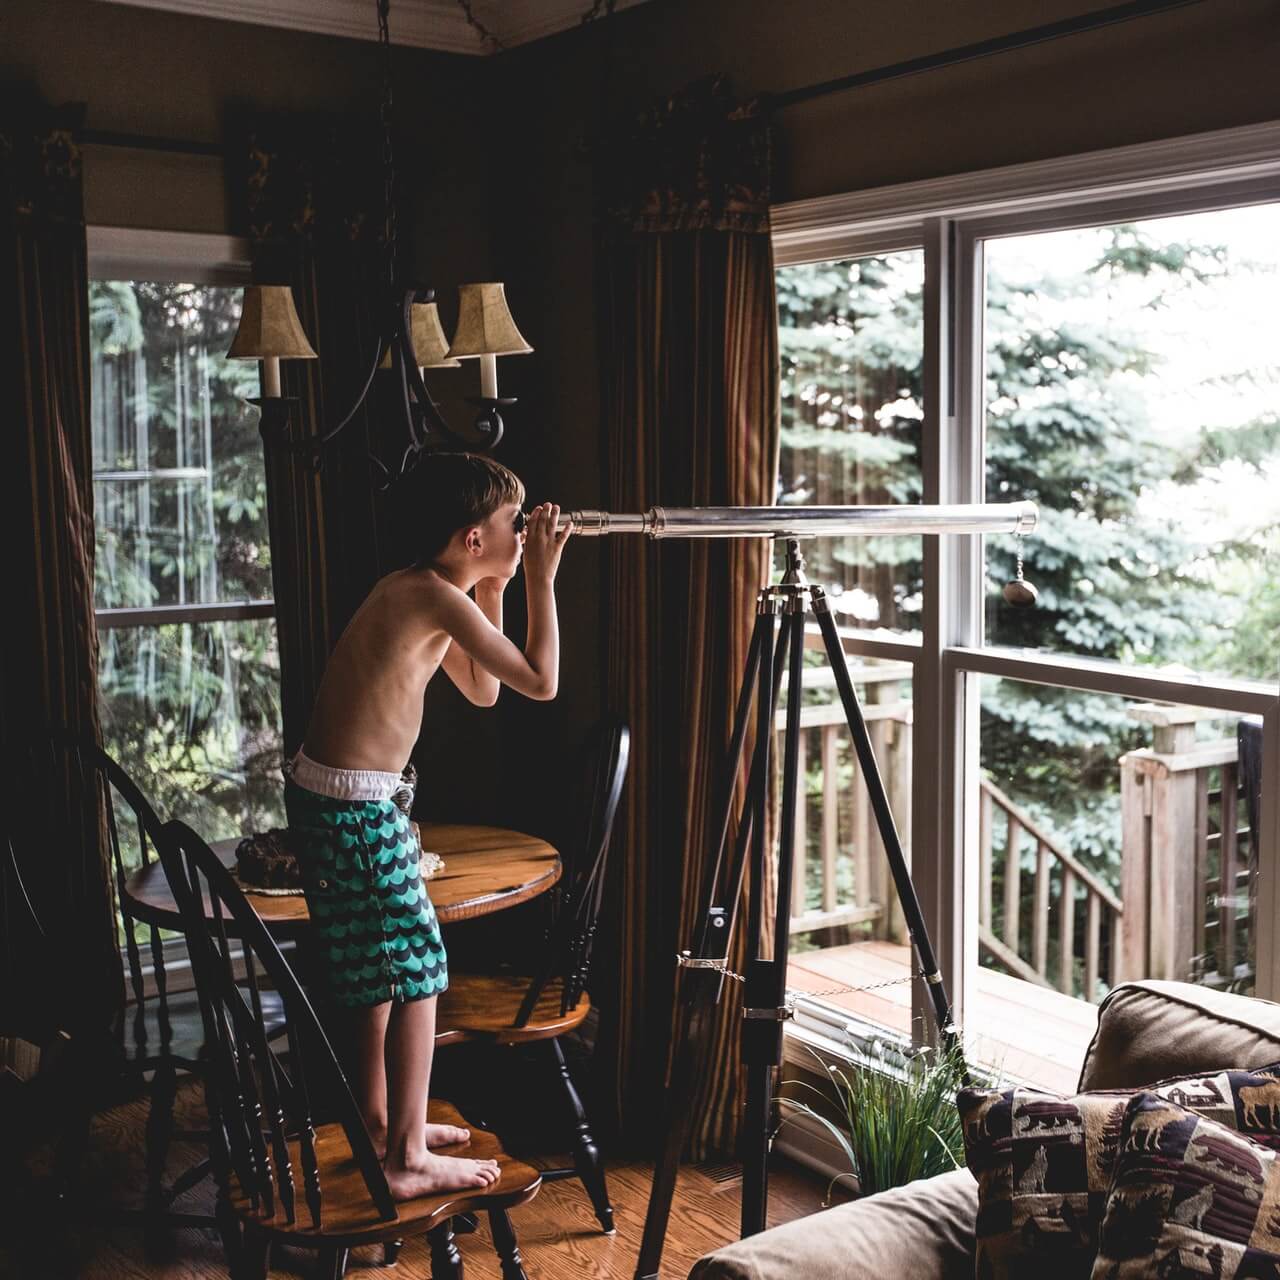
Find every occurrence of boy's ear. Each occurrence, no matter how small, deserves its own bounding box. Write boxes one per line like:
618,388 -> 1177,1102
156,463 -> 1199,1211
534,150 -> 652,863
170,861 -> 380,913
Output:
464,525 -> 483,555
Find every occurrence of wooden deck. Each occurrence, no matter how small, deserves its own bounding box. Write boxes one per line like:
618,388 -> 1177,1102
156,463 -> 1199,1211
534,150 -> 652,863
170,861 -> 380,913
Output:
788,940 -> 1098,1093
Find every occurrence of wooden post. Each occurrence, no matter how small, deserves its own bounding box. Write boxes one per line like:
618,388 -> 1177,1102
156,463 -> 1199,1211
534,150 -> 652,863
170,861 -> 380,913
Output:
1119,706 -> 1232,983
1004,815 -> 1022,955
1060,869 -> 1076,995
1085,894 -> 1101,1003
823,724 -> 840,914
887,687 -> 911,944
793,728 -> 808,920
979,785 -> 993,933
1033,842 -> 1050,980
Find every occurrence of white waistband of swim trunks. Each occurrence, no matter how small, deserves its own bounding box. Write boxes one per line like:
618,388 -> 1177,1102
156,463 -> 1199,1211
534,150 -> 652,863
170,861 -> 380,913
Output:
289,750 -> 404,803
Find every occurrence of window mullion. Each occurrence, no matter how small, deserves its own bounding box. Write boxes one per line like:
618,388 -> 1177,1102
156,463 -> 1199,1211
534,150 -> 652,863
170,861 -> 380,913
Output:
915,215 -> 979,1044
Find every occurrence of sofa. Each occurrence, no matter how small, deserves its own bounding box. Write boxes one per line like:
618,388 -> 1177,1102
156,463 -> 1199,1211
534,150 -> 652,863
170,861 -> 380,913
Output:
689,979 -> 1280,1280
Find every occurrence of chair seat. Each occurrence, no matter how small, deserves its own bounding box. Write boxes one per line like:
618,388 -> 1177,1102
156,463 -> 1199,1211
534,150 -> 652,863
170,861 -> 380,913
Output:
436,972 -> 591,1046
230,1100 -> 540,1246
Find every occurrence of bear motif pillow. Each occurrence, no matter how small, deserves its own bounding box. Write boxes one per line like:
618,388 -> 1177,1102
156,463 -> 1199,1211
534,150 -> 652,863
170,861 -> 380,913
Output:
958,1064 -> 1280,1280
1092,1092 -> 1280,1277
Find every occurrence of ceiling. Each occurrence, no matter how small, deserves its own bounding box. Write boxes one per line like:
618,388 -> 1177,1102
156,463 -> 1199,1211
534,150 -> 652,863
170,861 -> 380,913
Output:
94,0 -> 649,54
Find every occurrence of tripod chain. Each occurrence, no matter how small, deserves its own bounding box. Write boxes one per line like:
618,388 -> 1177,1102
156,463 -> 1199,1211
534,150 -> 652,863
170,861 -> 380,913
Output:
676,953 -> 925,1011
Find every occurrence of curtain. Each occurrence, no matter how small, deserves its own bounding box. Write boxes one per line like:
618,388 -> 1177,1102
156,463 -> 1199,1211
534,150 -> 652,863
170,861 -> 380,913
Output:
597,77 -> 780,1158
236,120 -> 394,754
0,97 -> 121,1035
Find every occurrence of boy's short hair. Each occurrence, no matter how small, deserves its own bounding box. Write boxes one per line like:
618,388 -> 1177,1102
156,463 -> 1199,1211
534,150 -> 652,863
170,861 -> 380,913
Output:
403,452 -> 526,567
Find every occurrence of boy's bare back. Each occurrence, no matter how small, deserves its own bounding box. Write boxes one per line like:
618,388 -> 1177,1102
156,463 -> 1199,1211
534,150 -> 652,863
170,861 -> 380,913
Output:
303,501 -> 570,775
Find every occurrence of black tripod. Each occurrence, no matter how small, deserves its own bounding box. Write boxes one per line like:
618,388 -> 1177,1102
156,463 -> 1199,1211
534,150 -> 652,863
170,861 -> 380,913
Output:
635,540 -> 962,1280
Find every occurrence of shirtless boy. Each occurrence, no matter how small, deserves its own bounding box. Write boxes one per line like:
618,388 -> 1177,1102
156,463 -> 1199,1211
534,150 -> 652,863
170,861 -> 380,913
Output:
285,452 -> 571,1199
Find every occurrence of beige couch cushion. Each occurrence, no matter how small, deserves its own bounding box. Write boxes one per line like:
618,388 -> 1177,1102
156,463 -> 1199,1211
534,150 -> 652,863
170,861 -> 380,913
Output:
687,1168 -> 977,1280
1079,981 -> 1280,1092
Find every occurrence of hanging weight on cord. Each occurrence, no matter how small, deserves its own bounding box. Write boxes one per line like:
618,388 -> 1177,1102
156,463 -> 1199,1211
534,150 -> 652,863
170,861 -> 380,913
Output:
1003,530 -> 1039,607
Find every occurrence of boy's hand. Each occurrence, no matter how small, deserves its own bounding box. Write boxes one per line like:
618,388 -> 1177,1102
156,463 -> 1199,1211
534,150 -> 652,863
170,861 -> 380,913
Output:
523,502 -> 571,585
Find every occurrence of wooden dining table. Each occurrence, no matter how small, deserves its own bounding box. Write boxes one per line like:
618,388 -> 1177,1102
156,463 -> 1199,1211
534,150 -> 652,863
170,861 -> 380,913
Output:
125,821 -> 561,939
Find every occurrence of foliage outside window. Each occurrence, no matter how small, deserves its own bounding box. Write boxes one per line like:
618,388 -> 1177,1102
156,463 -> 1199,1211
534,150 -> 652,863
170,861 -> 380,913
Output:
91,281 -> 284,857
776,203 -> 1279,1017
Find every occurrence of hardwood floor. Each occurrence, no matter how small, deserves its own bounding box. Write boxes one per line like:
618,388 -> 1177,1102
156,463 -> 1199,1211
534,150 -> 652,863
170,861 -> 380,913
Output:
2,1078 -> 832,1279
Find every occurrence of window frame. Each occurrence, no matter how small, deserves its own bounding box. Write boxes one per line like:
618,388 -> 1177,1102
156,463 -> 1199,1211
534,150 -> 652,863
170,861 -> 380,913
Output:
772,120 -> 1280,1050
87,227 -> 270,633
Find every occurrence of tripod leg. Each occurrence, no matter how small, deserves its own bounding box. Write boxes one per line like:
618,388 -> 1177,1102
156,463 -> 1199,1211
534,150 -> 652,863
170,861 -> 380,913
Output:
740,608 -> 804,1238
811,590 -> 960,1055
634,603 -> 778,1280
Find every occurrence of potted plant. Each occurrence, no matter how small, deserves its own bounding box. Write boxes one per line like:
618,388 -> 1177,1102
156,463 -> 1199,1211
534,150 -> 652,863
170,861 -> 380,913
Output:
776,1039 -> 970,1201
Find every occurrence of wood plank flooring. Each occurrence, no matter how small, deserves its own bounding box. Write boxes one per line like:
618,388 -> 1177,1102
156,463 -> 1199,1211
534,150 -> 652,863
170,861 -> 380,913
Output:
2,1079 -> 832,1280
788,940 -> 1098,1092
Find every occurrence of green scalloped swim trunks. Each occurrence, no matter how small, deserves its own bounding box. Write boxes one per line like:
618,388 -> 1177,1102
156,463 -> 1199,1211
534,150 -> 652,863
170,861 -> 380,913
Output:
285,778 -> 448,1007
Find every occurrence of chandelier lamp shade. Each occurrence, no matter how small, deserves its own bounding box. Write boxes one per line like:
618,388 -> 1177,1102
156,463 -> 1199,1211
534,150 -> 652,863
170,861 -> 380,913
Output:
227,278 -> 532,479
378,301 -> 462,371
447,281 -> 533,399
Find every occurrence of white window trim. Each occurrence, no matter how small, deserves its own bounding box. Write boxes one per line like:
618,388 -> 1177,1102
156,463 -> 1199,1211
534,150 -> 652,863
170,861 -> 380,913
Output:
772,118 -> 1280,1048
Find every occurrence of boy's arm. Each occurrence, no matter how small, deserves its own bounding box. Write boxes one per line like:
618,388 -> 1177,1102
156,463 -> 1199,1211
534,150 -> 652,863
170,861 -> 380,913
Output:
435,505 -> 570,702
440,580 -> 504,707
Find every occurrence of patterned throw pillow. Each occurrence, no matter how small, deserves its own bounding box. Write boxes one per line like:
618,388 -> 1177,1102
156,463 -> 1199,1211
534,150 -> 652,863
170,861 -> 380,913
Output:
958,1065 -> 1280,1280
1092,1093 -> 1280,1277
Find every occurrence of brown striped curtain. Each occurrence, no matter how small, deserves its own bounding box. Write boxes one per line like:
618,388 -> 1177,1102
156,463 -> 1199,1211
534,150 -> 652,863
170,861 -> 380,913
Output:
0,97 -> 121,1034
597,77 -> 780,1158
236,121 -> 392,754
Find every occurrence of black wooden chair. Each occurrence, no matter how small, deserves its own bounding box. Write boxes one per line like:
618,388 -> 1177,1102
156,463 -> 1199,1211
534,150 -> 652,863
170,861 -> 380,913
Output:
96,742 -> 297,1237
436,717 -> 630,1235
158,818 -> 543,1279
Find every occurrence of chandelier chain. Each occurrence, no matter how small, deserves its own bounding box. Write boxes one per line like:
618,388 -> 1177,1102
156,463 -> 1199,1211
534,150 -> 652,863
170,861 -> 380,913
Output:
580,0 -> 618,23
377,0 -> 397,293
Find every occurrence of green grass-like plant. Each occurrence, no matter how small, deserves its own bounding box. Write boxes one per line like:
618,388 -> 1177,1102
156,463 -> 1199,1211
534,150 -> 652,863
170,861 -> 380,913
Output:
777,1039 -> 969,1201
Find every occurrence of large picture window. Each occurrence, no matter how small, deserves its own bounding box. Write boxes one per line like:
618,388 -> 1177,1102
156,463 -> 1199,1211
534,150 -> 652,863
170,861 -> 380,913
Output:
90,238 -> 283,857
773,126 -> 1280,1083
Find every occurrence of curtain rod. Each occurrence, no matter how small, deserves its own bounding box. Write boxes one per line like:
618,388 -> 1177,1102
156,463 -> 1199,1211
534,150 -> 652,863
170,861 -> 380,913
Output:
82,130 -> 223,158
770,0 -> 1207,111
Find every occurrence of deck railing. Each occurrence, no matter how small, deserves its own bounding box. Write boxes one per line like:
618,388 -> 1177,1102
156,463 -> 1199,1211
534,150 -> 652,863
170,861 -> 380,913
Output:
783,644 -> 913,943
783,638 -> 1253,1003
979,779 -> 1123,999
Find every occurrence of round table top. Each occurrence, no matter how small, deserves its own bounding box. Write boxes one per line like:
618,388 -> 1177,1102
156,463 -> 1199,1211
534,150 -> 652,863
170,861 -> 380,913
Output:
125,822 -> 561,938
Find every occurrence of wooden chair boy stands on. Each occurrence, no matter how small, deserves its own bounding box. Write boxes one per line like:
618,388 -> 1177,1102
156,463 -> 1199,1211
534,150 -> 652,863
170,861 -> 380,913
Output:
436,718 -> 631,1236
157,818 -> 542,1280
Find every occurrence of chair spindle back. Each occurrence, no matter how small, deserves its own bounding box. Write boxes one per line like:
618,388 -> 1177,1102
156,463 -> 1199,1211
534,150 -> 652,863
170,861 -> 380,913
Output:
158,819 -> 396,1230
515,719 -> 630,1027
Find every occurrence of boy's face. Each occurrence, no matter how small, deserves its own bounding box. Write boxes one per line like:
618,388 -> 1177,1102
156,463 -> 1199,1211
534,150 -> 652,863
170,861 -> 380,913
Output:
475,501 -> 526,577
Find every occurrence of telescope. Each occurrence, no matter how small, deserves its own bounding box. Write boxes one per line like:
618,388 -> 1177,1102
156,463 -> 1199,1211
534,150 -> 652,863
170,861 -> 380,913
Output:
556,501 -> 1037,539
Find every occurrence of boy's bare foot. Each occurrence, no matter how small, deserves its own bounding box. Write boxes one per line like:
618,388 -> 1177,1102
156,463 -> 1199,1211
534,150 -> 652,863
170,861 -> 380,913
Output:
425,1122 -> 470,1148
384,1152 -> 501,1200
368,1123 -> 472,1160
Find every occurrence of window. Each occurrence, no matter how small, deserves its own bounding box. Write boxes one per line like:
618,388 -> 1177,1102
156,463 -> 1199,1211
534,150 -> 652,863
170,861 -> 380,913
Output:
777,251 -> 925,635
773,124 -> 1280,1083
89,232 -> 284,859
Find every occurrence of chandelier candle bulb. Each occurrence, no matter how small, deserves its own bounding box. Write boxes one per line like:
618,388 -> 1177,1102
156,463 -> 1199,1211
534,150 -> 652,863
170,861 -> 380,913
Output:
261,356 -> 281,399
480,352 -> 499,400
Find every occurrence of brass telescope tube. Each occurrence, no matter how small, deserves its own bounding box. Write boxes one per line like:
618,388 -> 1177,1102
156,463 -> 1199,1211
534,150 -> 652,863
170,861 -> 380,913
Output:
556,500 -> 1037,538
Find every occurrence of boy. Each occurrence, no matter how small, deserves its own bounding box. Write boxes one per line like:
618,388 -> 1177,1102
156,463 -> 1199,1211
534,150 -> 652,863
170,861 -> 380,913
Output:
285,453 -> 571,1199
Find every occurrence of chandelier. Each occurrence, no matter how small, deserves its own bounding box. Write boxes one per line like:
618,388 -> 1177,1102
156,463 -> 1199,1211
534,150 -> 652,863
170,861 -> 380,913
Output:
225,0 -> 533,481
